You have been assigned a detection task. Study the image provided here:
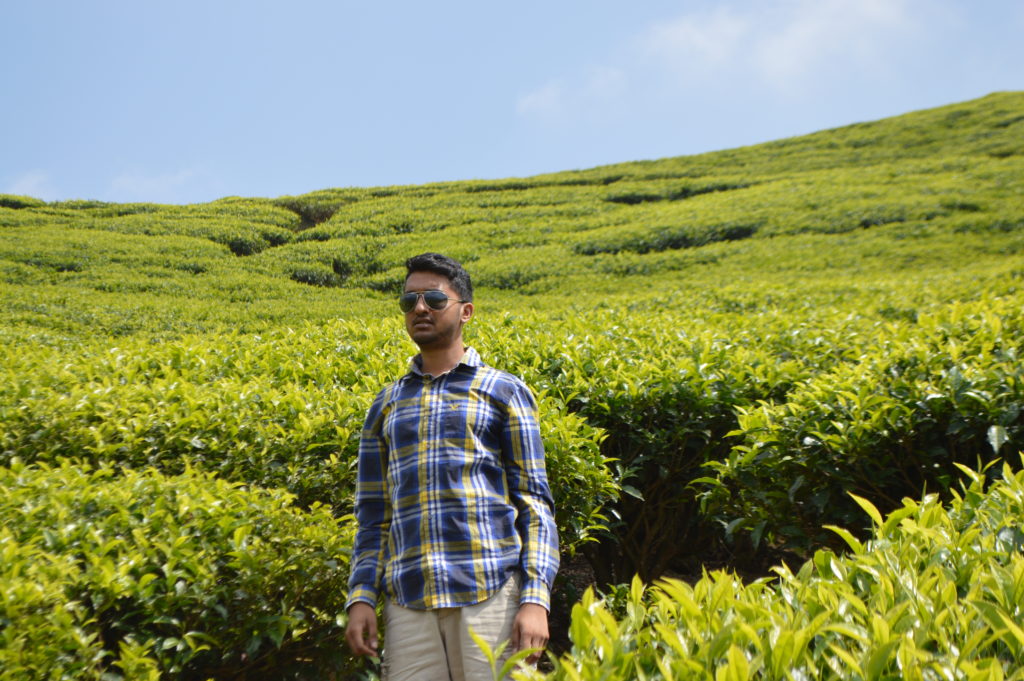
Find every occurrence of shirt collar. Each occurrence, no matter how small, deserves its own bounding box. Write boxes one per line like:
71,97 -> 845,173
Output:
408,346 -> 484,377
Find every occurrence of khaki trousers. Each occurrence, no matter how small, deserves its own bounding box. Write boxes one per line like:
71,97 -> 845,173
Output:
382,576 -> 521,681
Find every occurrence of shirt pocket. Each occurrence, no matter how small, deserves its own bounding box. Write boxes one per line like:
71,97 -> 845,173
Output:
442,396 -> 469,438
444,391 -> 504,445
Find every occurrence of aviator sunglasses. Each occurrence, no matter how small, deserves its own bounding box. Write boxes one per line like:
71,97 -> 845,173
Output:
399,289 -> 468,313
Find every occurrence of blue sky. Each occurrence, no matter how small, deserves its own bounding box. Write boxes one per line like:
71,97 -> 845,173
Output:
4,0 -> 1022,205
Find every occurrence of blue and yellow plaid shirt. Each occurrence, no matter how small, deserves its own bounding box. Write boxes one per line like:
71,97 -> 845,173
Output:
346,347 -> 560,611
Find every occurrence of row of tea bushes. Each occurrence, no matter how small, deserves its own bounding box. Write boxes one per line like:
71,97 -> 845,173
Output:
4,198 -> 303,256
0,318 -> 617,555
0,460 -> 358,680
0,295 -> 868,583
5,438 -> 1023,679
483,289 -> 1023,581
3,282 -> 1023,583
3,96 -> 1021,317
0,220 -> 396,341
706,295 -> 1024,552
517,459 -> 1024,681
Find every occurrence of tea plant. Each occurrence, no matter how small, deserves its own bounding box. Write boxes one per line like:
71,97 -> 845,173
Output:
706,295 -> 1024,552
514,459 -> 1024,681
0,318 -> 617,554
0,459 -> 358,680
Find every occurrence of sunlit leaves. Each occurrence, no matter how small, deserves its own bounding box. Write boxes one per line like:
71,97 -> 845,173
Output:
0,460 -> 358,679
517,462 -> 1024,681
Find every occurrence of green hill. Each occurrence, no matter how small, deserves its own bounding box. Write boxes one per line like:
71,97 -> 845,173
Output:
2,91 -> 1021,342
1,92 -> 1023,679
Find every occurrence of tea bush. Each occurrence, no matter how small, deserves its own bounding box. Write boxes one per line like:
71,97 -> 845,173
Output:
3,94 -> 1021,345
706,296 -> 1024,552
4,249 -> 1023,580
0,193 -> 46,209
0,318 -> 617,554
0,535 -> 103,679
517,459 -> 1024,681
0,460 -> 358,680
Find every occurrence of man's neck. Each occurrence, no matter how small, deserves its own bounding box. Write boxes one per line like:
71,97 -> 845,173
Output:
418,343 -> 466,377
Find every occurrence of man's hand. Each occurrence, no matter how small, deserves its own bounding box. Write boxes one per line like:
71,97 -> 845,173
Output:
510,603 -> 549,664
345,602 -> 379,657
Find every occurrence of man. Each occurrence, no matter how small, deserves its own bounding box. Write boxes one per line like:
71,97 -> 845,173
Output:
345,252 -> 559,681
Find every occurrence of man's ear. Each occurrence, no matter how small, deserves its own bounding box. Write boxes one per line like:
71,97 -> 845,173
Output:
460,302 -> 474,324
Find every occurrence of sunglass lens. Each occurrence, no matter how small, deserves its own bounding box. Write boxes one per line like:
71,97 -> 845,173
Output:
399,290 -> 456,312
423,291 -> 449,309
398,293 -> 417,312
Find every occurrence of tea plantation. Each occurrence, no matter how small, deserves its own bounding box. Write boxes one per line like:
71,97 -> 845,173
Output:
2,91 -> 1023,679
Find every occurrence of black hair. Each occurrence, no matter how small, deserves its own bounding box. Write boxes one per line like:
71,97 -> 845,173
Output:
404,253 -> 473,302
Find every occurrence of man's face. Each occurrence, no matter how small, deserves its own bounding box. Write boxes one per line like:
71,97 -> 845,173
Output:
403,271 -> 473,350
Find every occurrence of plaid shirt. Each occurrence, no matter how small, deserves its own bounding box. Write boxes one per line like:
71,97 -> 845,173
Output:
346,347 -> 559,611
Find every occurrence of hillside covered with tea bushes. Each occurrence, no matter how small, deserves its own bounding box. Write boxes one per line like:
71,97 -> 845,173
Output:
3,92 -> 1022,340
2,91 -> 1023,678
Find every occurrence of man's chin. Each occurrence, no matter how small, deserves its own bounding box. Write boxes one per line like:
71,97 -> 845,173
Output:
411,331 -> 439,347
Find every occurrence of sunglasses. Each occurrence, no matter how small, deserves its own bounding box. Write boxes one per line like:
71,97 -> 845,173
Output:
399,290 -> 468,313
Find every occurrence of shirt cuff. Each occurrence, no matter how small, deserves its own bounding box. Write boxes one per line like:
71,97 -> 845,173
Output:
519,579 -> 551,611
346,584 -> 380,611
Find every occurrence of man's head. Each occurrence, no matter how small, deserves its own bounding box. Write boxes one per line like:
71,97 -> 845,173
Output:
402,253 -> 474,350
404,253 -> 473,302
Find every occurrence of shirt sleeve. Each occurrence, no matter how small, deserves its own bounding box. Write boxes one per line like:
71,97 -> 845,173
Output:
501,380 -> 560,610
346,388 -> 392,610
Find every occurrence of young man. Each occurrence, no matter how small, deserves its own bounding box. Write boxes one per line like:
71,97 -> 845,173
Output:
345,253 -> 559,681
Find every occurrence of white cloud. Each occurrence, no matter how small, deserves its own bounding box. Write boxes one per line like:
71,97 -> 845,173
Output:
516,68 -> 627,124
643,7 -> 749,70
583,66 -> 627,99
516,80 -> 566,118
519,0 -> 937,123
642,0 -> 920,87
109,167 -> 209,204
6,170 -> 58,200
754,0 -> 915,85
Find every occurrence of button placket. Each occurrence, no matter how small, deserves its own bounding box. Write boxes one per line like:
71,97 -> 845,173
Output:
427,373 -> 446,488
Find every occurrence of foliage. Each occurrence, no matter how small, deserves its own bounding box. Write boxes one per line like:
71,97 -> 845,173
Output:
0,459 -> 357,680
0,318 -> 616,554
513,460 -> 1024,681
703,295 -> 1024,552
0,194 -> 46,209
